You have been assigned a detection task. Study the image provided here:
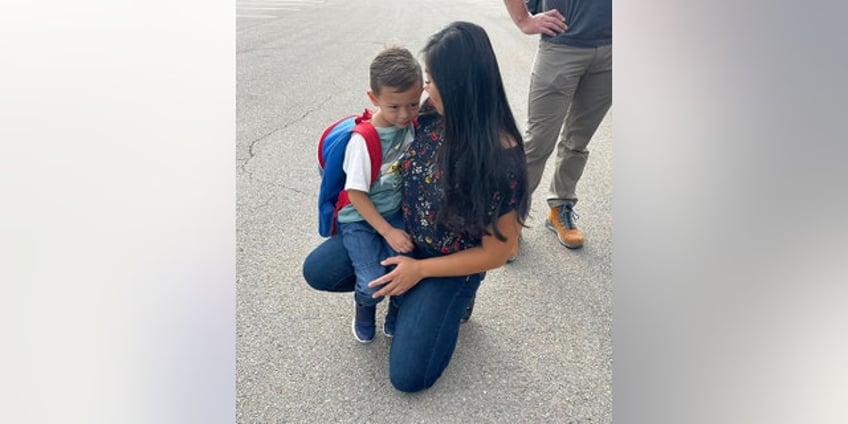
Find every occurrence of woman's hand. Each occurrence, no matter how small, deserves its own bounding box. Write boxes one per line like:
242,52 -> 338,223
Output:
368,255 -> 425,298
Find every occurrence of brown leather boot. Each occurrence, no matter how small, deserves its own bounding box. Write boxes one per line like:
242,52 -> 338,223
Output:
545,204 -> 584,249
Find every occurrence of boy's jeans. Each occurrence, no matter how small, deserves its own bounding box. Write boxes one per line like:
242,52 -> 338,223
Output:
338,211 -> 405,306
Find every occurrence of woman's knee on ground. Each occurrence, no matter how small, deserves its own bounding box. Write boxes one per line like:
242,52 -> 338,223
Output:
302,236 -> 356,292
389,365 -> 439,393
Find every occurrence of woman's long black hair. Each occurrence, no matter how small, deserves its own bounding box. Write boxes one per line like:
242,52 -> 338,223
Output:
422,21 -> 529,241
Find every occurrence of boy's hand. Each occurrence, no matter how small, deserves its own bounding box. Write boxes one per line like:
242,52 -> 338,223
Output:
382,227 -> 414,254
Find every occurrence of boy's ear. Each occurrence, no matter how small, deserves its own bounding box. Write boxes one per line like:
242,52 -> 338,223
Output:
367,90 -> 380,107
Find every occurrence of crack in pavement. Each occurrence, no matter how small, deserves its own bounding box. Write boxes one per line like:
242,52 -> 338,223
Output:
238,94 -> 332,179
238,178 -> 311,217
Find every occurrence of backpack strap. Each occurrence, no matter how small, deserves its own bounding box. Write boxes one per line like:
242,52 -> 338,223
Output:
353,120 -> 382,187
333,116 -> 383,232
317,109 -> 374,169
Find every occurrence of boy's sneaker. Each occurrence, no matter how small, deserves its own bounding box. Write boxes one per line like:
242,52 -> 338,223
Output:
383,298 -> 399,338
352,303 -> 376,343
545,204 -> 584,249
460,294 -> 476,323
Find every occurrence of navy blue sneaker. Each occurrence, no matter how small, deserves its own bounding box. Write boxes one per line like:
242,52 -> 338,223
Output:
383,298 -> 399,338
352,303 -> 376,343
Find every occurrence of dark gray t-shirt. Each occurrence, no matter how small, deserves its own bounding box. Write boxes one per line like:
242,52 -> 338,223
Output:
542,0 -> 611,47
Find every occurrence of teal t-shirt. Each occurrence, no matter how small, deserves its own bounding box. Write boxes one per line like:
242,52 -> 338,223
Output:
336,124 -> 412,223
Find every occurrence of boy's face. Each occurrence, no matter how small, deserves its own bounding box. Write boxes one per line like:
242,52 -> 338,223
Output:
368,84 -> 423,128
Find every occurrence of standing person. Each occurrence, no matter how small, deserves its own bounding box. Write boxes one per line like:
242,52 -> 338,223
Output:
336,47 -> 421,343
303,21 -> 528,392
503,0 -> 612,249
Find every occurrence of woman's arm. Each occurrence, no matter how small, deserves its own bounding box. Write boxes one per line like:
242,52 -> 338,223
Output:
368,210 -> 522,298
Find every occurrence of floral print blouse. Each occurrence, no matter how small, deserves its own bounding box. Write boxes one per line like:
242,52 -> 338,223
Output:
400,100 -> 525,258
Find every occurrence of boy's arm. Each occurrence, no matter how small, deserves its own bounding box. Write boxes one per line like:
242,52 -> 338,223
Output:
341,135 -> 413,253
347,190 -> 394,237
348,190 -> 413,253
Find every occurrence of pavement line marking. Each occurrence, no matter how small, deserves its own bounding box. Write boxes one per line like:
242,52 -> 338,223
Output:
237,0 -> 322,3
237,4 -> 303,8
239,0 -> 324,3
238,7 -> 299,10
237,3 -> 308,5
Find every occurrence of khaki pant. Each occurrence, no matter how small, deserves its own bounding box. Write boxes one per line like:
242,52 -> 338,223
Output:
525,41 -> 612,208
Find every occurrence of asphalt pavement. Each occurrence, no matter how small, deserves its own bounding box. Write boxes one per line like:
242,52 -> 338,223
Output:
237,0 -> 612,422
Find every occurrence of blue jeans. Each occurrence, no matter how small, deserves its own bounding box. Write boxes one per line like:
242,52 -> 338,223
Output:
302,234 -> 483,392
337,211 -> 404,306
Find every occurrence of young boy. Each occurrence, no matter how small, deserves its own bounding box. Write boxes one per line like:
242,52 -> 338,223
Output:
337,47 -> 422,343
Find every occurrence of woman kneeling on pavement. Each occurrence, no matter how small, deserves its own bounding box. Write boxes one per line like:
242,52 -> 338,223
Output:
302,21 -> 528,392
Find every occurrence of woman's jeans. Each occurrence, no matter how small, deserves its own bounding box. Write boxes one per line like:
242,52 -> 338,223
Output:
337,211 -> 404,306
302,234 -> 482,392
